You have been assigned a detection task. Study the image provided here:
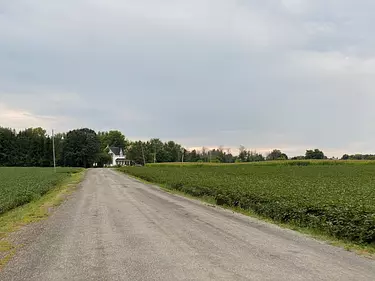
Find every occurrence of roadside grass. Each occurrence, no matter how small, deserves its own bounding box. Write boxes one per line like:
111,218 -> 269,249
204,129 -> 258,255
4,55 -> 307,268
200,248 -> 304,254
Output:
0,169 -> 86,270
123,172 -> 375,259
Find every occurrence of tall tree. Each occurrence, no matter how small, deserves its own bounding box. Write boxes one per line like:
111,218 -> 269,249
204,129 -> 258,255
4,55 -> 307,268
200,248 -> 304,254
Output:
63,128 -> 100,168
0,127 -> 16,166
266,149 -> 288,160
305,149 -> 325,159
238,145 -> 248,162
127,141 -> 146,165
149,138 -> 164,163
247,150 -> 265,162
98,130 -> 127,151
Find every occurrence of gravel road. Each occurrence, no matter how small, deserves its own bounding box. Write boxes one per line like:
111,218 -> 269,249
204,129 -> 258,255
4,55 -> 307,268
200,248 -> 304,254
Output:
1,168 -> 374,281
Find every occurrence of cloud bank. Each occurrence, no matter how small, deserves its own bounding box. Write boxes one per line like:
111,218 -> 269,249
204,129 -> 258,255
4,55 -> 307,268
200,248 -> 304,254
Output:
1,0 -> 374,156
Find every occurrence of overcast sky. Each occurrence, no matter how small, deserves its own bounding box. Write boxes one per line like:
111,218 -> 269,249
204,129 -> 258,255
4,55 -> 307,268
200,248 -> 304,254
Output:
1,0 -> 374,156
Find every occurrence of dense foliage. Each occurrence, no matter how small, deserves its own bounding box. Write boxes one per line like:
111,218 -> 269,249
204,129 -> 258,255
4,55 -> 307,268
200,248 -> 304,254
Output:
305,149 -> 325,159
0,167 -> 81,214
0,127 -> 189,166
266,149 -> 288,160
2,126 -> 374,166
98,131 -> 128,151
118,162 -> 375,244
341,154 -> 375,160
0,127 -> 53,167
0,127 -> 119,168
63,128 -> 100,168
1,126 -> 287,166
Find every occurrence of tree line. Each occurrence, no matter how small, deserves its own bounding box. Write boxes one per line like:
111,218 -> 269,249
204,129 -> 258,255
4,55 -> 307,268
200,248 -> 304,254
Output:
0,126 -> 373,167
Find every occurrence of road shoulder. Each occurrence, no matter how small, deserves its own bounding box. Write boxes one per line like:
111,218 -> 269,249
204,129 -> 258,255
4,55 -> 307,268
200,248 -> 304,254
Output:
117,169 -> 375,259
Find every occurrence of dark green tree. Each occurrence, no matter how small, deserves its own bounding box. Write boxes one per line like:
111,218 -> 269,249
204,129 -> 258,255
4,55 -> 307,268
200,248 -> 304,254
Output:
238,145 -> 248,162
266,149 -> 288,160
0,127 -> 16,166
305,149 -> 325,159
291,156 -> 305,160
63,128 -> 100,168
247,151 -> 265,162
98,130 -> 128,151
149,138 -> 164,163
95,152 -> 112,167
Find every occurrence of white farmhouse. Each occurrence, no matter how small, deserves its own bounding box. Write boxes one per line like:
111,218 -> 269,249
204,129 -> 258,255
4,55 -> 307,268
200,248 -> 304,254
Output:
107,146 -> 132,166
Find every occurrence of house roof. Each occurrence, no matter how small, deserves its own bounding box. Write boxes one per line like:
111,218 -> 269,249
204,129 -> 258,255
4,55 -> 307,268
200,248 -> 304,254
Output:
115,157 -> 126,161
109,146 -> 122,156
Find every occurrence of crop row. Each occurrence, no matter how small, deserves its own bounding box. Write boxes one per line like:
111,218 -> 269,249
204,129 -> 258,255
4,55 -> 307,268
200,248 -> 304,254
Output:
118,164 -> 375,244
0,167 -> 81,214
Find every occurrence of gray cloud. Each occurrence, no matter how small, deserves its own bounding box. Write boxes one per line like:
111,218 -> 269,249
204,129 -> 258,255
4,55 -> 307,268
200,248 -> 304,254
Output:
1,0 -> 375,157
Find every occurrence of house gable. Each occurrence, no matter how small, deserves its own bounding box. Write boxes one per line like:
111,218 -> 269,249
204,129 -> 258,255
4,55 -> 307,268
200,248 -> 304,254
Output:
105,145 -> 129,166
109,146 -> 121,156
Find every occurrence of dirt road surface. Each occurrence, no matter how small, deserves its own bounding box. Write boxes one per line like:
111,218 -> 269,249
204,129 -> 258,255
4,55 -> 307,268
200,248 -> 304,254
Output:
1,168 -> 374,281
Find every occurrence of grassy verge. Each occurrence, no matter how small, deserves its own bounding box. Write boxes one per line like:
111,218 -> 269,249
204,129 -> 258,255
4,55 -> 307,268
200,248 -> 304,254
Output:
122,171 -> 375,259
0,169 -> 86,269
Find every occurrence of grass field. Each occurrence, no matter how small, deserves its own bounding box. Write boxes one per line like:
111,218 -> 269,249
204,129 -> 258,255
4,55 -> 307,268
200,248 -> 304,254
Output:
0,167 -> 82,215
118,161 -> 375,245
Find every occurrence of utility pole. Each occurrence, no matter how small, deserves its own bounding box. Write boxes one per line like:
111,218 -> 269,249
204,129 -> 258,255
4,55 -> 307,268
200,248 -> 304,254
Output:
52,129 -> 56,173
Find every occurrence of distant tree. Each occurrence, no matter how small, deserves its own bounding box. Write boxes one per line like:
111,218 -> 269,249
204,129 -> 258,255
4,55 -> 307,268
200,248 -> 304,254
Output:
63,128 -> 100,168
32,127 -> 46,137
352,154 -> 363,160
163,141 -> 181,162
41,136 -> 53,167
305,149 -> 325,160
247,150 -> 265,162
148,138 -> 164,163
342,154 -> 375,160
181,148 -> 187,162
54,133 -> 67,166
98,130 -> 127,151
0,127 -> 55,167
238,145 -> 248,162
0,127 -> 16,166
186,149 -> 200,162
280,153 -> 288,160
201,147 -> 208,162
216,146 -> 225,163
341,154 -> 349,160
16,127 -> 51,166
291,156 -> 305,160
95,152 -> 112,167
266,149 -> 288,160
127,141 -> 145,165
223,148 -> 235,163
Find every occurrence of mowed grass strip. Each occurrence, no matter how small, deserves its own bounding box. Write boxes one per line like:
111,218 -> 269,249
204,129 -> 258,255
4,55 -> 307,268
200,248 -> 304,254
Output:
118,163 -> 375,245
0,167 -> 82,215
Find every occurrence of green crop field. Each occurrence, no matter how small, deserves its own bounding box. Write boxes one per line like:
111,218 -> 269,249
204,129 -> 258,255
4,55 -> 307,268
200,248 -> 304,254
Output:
118,162 -> 375,244
0,167 -> 82,215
